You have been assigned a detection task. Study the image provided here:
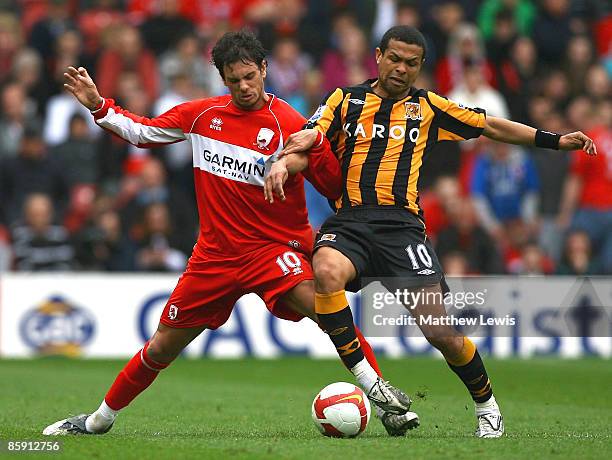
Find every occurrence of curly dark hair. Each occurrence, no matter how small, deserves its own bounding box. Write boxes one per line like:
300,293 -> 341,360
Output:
211,29 -> 267,80
379,26 -> 427,61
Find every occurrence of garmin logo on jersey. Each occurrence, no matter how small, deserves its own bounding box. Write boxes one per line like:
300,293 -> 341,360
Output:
343,122 -> 420,142
202,149 -> 265,181
192,134 -> 271,187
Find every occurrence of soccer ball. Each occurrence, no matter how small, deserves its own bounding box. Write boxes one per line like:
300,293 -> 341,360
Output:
311,382 -> 371,438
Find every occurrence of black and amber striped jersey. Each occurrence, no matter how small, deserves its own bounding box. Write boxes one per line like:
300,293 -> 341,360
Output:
305,78 -> 486,218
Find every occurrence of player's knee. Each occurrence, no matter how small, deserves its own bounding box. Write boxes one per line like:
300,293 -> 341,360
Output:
313,260 -> 346,293
146,336 -> 181,364
427,334 -> 462,356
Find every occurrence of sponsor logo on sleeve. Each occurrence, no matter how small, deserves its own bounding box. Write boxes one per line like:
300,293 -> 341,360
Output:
308,104 -> 327,124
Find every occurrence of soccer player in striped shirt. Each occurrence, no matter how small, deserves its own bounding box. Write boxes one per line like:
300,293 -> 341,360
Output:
268,25 -> 597,438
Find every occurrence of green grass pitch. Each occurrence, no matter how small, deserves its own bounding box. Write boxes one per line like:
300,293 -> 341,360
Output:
1,357 -> 610,459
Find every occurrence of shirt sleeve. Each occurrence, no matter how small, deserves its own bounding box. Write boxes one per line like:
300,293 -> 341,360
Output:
304,88 -> 345,140
427,91 -> 486,142
302,136 -> 343,200
91,98 -> 187,147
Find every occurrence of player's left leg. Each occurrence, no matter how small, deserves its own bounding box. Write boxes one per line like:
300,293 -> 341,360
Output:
42,323 -> 206,435
279,278 -> 419,436
280,279 -> 382,377
409,283 -> 504,438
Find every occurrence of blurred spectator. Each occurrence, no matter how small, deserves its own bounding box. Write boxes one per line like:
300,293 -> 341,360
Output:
563,35 -> 596,97
483,8 -> 518,66
140,0 -> 195,56
0,122 -> 69,225
10,48 -> 49,116
559,107 -> 612,274
153,69 -> 201,196
77,0 -> 125,58
434,23 -> 495,95
478,0 -> 535,40
372,0 -> 421,46
512,241 -> 554,275
540,69 -> 571,112
134,202 -> 188,272
532,0 -> 572,65
0,224 -> 10,271
531,111 -> 571,263
418,176 -> 459,242
43,89 -> 99,147
28,0 -> 75,64
96,24 -> 159,101
120,157 -> 197,256
436,199 -> 504,274
440,250 -> 469,276
422,0 -> 464,67
48,29 -> 91,96
252,0 -> 307,51
584,64 -> 611,101
51,113 -> 98,187
0,13 -> 23,78
158,33 -> 223,95
11,193 -> 74,271
0,81 -> 38,159
556,230 -> 599,275
471,142 -> 540,243
496,36 -> 538,123
266,36 -> 312,101
527,95 -> 555,128
448,61 -> 509,118
0,3 -> 609,275
320,24 -> 376,93
75,206 -> 136,271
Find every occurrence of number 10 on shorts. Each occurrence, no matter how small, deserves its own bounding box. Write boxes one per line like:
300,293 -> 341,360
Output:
276,251 -> 304,276
405,244 -> 433,270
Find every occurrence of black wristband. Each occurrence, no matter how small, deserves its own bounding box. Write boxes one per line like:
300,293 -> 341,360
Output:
535,129 -> 560,150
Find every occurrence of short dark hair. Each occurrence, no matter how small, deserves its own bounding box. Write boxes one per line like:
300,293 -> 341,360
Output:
379,26 -> 427,60
211,29 -> 266,79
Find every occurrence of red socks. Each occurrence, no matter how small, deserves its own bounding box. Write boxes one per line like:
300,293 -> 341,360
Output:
355,325 -> 383,378
105,342 -> 169,411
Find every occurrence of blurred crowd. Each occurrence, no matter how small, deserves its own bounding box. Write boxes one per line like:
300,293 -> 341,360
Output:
0,0 -> 610,275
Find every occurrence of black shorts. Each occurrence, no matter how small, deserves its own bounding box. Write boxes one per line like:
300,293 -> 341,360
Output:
314,206 -> 447,293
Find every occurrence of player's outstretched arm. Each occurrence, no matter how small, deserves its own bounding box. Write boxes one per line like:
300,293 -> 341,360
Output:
279,129 -> 320,157
483,116 -> 597,155
264,154 -> 308,203
64,66 -> 185,147
63,66 -> 103,111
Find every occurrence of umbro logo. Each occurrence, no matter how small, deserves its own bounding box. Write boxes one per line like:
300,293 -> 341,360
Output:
417,269 -> 436,275
349,98 -> 366,105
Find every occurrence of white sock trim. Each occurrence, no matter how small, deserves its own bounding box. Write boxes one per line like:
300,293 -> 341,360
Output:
140,348 -> 161,372
475,395 -> 499,415
350,359 -> 379,392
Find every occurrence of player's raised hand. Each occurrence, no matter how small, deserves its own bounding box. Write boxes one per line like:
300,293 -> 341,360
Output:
264,158 -> 289,203
559,131 -> 597,155
279,129 -> 319,157
63,66 -> 103,111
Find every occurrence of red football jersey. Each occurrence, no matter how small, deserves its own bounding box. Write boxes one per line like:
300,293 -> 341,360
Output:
92,94 -> 341,259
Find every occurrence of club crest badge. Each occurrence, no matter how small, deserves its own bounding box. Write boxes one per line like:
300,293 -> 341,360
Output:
255,128 -> 275,150
404,102 -> 422,120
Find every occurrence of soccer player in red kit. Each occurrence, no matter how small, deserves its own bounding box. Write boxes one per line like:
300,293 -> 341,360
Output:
43,31 -> 417,436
